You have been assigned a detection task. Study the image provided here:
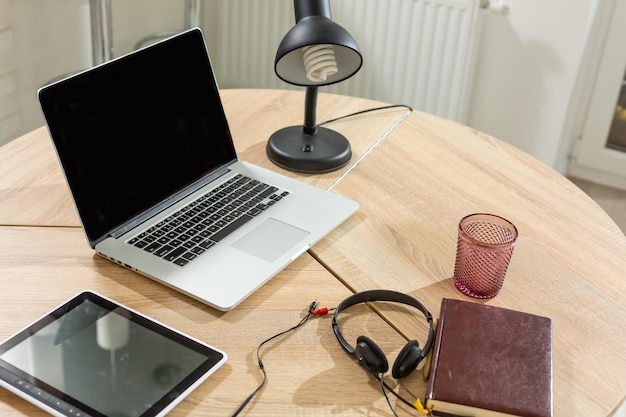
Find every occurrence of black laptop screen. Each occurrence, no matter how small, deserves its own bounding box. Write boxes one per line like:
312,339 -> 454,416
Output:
38,29 -> 237,246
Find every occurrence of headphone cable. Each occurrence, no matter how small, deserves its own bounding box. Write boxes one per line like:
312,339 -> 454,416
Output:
231,299 -> 319,417
380,372 -> 401,417
360,360 -> 418,410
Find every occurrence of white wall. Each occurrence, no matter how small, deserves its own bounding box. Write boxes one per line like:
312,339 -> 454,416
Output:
0,0 -> 91,145
466,0 -> 595,172
0,0 -> 185,148
0,0 -> 599,177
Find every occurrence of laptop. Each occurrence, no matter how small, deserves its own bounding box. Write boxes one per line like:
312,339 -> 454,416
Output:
38,28 -> 359,311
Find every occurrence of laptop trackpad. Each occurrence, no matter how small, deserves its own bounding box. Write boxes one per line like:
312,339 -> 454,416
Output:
232,218 -> 310,262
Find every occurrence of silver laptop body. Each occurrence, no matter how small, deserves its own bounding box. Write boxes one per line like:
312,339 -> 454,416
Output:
38,28 -> 358,311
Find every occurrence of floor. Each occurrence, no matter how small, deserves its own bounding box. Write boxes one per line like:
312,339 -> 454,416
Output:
569,177 -> 626,234
568,177 -> 626,417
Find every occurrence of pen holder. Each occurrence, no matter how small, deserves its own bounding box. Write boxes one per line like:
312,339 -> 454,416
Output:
453,213 -> 518,299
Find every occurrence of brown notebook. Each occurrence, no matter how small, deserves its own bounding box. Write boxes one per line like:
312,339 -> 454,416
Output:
425,298 -> 552,417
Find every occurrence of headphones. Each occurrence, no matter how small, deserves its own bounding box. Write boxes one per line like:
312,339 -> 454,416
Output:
332,289 -> 435,380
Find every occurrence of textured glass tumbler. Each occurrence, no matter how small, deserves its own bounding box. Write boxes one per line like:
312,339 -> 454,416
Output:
453,213 -> 518,299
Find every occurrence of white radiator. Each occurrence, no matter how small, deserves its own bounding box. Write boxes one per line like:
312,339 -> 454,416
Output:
209,0 -> 483,123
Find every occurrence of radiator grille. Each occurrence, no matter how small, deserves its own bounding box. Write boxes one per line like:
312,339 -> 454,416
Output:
210,0 -> 482,123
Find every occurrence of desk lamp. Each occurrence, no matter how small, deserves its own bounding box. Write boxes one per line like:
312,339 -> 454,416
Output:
267,0 -> 362,173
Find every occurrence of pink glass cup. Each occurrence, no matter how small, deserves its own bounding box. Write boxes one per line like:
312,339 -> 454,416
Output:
453,213 -> 518,299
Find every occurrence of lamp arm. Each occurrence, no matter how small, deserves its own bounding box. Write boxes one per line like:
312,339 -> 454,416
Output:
303,86 -> 318,135
294,0 -> 331,22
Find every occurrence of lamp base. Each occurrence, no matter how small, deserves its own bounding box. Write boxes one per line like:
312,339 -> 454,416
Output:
266,126 -> 351,173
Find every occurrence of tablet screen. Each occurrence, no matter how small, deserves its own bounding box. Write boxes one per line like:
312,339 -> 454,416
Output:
0,292 -> 226,417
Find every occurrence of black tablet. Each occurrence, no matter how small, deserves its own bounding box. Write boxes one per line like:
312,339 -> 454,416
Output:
0,291 -> 227,417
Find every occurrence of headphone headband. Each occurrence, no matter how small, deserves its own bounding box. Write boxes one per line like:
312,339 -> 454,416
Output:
332,289 -> 434,358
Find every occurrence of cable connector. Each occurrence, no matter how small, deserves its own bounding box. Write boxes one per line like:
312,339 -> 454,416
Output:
308,299 -> 319,312
313,306 -> 336,316
307,299 -> 335,316
414,398 -> 434,415
312,307 -> 330,316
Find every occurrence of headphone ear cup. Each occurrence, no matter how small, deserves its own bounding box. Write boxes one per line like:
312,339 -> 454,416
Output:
392,340 -> 422,379
355,335 -> 389,374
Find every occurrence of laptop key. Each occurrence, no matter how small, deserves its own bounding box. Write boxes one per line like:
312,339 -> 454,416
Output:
199,240 -> 215,249
191,247 -> 205,255
154,245 -> 174,257
210,214 -> 254,242
164,247 -> 187,261
182,252 -> 197,261
259,186 -> 279,198
134,240 -> 148,248
145,242 -> 162,253
173,258 -> 189,266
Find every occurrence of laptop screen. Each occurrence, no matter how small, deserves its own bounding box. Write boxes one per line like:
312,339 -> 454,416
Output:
38,29 -> 237,246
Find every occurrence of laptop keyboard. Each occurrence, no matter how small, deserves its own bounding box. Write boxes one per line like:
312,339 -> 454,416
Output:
127,174 -> 289,266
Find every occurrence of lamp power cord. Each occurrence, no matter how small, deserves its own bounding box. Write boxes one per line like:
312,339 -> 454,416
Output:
319,104 -> 413,191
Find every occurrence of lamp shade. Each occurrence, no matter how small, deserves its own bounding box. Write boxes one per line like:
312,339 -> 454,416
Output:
274,7 -> 362,86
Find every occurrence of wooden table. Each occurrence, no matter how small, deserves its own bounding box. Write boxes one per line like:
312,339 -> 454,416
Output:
0,89 -> 625,417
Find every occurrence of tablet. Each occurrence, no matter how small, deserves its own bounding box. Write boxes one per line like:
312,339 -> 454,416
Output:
0,291 -> 227,417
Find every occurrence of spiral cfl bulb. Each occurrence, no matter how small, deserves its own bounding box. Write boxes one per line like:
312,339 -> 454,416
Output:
302,44 -> 338,83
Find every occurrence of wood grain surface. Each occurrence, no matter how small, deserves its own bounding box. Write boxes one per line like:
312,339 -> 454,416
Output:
0,226 -> 420,416
0,89 -> 624,416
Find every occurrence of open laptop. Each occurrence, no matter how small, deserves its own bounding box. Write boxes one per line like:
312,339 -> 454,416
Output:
38,28 -> 359,311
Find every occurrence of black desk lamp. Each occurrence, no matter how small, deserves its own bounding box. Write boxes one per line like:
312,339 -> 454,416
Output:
266,0 -> 363,173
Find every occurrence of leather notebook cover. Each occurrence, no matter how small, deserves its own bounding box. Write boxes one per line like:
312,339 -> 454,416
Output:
425,298 -> 552,417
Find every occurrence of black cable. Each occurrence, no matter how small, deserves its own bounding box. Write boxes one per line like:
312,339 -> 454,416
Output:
380,372 -> 401,417
399,379 -> 419,400
380,372 -> 437,416
318,104 -> 413,126
379,375 -> 418,410
231,299 -> 319,417
360,359 -> 419,411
